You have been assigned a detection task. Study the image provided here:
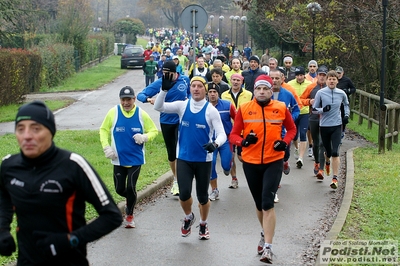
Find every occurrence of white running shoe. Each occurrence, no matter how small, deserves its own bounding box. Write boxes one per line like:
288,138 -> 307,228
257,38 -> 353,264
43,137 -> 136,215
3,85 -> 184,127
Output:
308,147 -> 313,157
274,193 -> 279,203
209,188 -> 219,201
296,158 -> 303,169
228,179 -> 238,189
125,215 -> 135,228
170,181 -> 179,196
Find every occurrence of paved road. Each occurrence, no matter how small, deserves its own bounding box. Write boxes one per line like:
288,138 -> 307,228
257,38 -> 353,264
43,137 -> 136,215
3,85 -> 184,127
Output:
0,69 -> 359,265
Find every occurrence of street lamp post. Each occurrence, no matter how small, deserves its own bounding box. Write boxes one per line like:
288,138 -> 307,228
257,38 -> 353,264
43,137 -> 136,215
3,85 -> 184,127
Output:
219,16 -> 224,41
229,15 -> 234,45
241,16 -> 247,49
378,0 -> 388,152
306,2 -> 322,60
234,16 -> 240,47
209,15 -> 214,36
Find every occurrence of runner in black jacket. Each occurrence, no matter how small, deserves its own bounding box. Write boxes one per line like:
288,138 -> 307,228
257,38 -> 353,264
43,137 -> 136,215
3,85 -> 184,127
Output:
0,101 -> 122,265
335,66 -> 356,135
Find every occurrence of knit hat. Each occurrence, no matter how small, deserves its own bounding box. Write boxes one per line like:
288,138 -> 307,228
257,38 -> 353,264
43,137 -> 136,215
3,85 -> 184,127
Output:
295,66 -> 306,75
15,101 -> 56,136
162,60 -> 176,73
231,73 -> 244,82
119,86 -> 135,98
308,60 -> 318,68
254,75 -> 273,89
248,55 -> 260,64
207,82 -> 220,92
190,76 -> 208,91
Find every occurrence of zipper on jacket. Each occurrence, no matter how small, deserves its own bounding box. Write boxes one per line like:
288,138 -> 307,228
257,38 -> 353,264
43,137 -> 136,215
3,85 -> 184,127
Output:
261,106 -> 266,164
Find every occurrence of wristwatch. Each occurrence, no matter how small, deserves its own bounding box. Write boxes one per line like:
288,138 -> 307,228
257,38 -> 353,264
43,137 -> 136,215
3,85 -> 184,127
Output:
69,234 -> 79,248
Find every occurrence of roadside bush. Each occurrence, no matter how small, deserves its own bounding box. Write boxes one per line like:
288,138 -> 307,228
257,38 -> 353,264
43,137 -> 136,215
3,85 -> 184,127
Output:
0,33 -> 60,50
80,33 -> 115,66
31,43 -> 75,89
0,48 -> 42,105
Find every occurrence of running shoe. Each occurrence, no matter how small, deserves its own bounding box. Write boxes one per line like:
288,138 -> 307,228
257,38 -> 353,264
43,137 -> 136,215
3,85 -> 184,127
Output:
274,193 -> 279,203
170,181 -> 179,196
325,161 -> 331,176
283,161 -> 290,175
260,247 -> 274,264
181,213 -> 196,237
209,188 -> 219,201
314,163 -> 320,176
198,223 -> 210,240
257,231 -> 265,255
316,169 -> 324,180
125,215 -> 135,228
308,147 -> 313,157
330,178 -> 338,189
296,158 -> 303,169
294,148 -> 299,160
229,178 -> 238,189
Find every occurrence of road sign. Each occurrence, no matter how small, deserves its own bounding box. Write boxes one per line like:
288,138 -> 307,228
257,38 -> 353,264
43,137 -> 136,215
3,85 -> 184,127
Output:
180,4 -> 208,33
181,5 -> 208,76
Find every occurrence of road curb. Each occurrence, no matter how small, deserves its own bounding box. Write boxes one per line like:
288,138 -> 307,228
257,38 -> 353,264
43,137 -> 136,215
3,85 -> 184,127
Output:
117,170 -> 174,213
315,147 -> 357,266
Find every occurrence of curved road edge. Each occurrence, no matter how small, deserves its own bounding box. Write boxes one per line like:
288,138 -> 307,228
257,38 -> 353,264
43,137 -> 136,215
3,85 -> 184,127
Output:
315,147 -> 357,266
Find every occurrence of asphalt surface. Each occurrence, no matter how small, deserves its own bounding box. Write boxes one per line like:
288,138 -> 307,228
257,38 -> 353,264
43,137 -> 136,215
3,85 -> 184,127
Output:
0,69 -> 361,265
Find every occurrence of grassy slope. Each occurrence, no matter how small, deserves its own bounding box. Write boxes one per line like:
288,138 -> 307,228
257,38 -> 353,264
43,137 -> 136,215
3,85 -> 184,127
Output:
338,116 -> 399,252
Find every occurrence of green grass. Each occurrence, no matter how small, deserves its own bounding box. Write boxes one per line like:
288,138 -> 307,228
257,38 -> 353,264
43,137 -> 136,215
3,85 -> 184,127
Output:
0,100 -> 74,123
40,55 -> 127,92
0,130 -> 170,212
333,115 -> 400,264
136,38 -> 148,48
0,130 -> 169,265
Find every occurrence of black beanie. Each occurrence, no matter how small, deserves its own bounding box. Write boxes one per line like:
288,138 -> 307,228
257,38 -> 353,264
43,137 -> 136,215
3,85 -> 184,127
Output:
15,101 -> 56,136
248,55 -> 260,64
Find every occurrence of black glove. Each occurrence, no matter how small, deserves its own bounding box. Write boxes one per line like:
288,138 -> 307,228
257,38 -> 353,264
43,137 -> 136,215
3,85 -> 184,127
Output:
241,130 -> 258,147
203,142 -> 217,153
0,231 -> 16,256
322,104 -> 331,112
33,231 -> 71,257
162,73 -> 175,91
273,140 -> 287,151
343,116 -> 349,125
323,105 -> 331,112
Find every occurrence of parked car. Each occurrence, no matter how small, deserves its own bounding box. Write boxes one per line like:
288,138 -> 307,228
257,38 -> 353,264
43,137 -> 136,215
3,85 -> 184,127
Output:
120,45 -> 145,69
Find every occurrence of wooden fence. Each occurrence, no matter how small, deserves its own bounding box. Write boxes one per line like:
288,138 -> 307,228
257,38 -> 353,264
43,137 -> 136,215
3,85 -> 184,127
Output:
349,89 -> 400,152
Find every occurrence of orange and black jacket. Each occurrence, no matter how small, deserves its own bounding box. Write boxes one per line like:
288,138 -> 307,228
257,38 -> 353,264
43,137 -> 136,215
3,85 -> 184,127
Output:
229,99 -> 296,164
